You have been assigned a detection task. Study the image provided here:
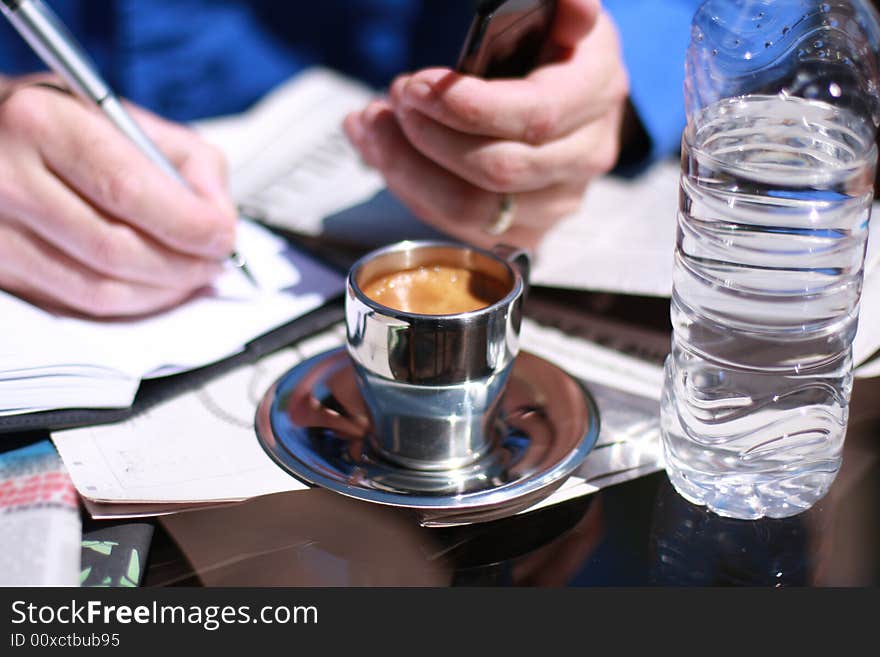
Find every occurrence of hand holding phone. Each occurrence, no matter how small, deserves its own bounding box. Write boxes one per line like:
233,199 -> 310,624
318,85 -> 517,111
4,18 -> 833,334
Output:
344,0 -> 629,250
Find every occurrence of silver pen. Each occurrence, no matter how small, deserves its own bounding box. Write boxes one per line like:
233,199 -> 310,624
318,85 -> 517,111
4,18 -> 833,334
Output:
0,0 -> 257,286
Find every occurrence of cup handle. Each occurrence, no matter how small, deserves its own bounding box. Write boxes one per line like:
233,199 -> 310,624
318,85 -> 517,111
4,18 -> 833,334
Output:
492,244 -> 531,298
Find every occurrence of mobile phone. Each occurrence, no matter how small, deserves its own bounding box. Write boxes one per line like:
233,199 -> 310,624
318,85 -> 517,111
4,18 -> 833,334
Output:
456,0 -> 558,78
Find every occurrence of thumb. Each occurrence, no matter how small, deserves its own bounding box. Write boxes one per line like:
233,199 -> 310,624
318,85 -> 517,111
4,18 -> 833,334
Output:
552,0 -> 601,48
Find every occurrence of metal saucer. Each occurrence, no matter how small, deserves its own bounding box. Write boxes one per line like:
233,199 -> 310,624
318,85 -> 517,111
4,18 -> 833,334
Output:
255,348 -> 600,514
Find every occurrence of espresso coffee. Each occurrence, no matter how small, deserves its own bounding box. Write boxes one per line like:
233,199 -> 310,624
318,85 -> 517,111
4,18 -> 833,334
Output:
361,264 -> 509,315
347,241 -> 528,469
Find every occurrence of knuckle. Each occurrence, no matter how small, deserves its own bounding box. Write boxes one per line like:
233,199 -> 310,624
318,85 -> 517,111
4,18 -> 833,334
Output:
99,171 -> 143,210
523,101 -> 556,144
389,75 -> 408,104
446,91 -> 485,130
611,72 -> 630,105
559,194 -> 584,218
88,229 -> 128,274
604,144 -> 623,172
0,165 -> 25,211
477,150 -> 529,193
0,88 -> 49,136
546,195 -> 582,223
568,185 -> 589,213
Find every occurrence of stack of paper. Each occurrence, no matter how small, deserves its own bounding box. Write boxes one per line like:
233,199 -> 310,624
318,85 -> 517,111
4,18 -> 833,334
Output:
0,220 -> 343,417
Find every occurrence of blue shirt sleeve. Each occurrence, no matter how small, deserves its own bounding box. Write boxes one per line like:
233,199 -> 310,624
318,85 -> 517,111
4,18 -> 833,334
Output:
604,0 -> 705,161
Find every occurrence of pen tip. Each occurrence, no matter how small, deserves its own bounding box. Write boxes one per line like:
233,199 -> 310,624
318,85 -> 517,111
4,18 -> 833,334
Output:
240,263 -> 259,288
229,250 -> 259,288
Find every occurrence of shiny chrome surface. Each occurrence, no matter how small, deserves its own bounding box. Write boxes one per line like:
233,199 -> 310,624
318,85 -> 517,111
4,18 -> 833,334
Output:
254,348 -> 600,513
345,240 -> 528,470
346,241 -> 525,383
353,365 -> 510,471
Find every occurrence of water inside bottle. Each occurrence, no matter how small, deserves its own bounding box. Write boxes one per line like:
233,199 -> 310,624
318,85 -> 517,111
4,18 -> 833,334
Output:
661,93 -> 876,519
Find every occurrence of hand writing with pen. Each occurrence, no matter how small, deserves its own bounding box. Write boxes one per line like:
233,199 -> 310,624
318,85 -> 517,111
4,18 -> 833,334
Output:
0,75 -> 237,317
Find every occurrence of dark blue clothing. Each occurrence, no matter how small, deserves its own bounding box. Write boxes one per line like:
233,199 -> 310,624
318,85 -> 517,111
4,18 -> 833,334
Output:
0,0 -> 704,160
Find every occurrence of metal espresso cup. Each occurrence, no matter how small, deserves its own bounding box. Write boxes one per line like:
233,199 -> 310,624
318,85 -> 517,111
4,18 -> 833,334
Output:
346,241 -> 529,471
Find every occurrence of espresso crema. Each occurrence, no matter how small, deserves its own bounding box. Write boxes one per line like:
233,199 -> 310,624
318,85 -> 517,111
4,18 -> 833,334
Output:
361,264 -> 509,315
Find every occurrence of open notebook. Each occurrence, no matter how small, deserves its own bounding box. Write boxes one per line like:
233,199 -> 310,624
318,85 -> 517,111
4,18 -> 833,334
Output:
0,220 -> 344,420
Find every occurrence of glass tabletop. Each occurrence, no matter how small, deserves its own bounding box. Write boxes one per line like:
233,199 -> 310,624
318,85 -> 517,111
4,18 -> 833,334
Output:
142,370 -> 880,587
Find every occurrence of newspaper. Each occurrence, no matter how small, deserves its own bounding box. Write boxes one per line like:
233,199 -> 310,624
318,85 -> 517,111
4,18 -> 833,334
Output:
0,441 -> 80,586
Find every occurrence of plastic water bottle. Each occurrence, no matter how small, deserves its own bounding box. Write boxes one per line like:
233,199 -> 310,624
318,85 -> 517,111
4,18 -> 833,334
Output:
660,0 -> 880,519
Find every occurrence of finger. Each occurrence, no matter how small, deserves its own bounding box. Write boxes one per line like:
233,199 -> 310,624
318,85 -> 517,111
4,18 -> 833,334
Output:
11,81 -> 235,212
393,104 -> 622,194
125,104 -> 237,215
0,223 -> 197,318
3,164 -> 223,289
553,0 -> 600,48
0,71 -> 65,97
344,102 -> 586,250
389,13 -> 627,144
4,87 -> 236,259
344,103 -> 484,233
